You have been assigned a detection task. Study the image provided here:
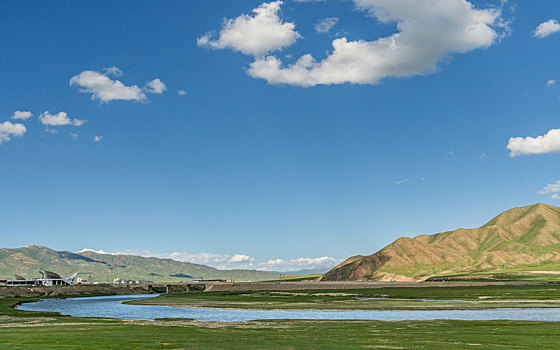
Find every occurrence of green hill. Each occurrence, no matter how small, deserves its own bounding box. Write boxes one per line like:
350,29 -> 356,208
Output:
0,245 -> 279,282
322,203 -> 560,282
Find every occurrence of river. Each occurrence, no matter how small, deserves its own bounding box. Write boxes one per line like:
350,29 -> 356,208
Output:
17,294 -> 560,322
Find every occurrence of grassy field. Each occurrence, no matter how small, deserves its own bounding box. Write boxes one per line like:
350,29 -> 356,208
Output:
128,284 -> 560,310
1,285 -> 560,349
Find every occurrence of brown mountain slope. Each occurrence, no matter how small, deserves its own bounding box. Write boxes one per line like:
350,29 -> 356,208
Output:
322,203 -> 560,281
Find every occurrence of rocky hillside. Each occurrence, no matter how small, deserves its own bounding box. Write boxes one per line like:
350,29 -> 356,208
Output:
322,204 -> 560,281
0,245 -> 279,282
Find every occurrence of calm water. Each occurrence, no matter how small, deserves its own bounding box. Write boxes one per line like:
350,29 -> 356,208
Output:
17,294 -> 560,322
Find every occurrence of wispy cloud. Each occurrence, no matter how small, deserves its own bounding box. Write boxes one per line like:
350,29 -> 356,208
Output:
314,17 -> 338,33
394,179 -> 410,185
102,66 -> 123,77
538,181 -> 560,199
394,177 -> 424,185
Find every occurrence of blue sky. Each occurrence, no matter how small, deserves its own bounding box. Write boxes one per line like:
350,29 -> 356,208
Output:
1,0 -> 560,271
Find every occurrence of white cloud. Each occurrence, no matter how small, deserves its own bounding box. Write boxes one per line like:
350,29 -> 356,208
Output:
292,0 -> 326,2
258,256 -> 340,271
144,78 -> 167,94
93,135 -> 103,142
77,248 -> 110,254
178,89 -> 188,96
85,248 -> 339,272
70,133 -> 79,140
247,0 -> 505,86
11,110 -> 33,121
546,79 -> 556,88
534,19 -> 560,39
538,181 -> 560,199
394,177 -> 424,185
70,69 -> 147,103
228,254 -> 255,264
197,1 -> 301,56
39,111 -> 86,127
315,17 -> 338,33
0,121 -> 26,144
117,250 -> 240,268
103,66 -> 123,77
507,128 -> 560,157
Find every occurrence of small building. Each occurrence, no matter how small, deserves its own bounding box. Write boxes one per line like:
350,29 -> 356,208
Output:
3,271 -> 92,287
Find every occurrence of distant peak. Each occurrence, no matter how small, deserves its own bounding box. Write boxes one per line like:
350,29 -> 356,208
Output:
483,203 -> 560,227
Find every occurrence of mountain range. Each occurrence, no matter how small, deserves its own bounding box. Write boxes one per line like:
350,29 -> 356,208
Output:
0,245 -> 281,282
322,203 -> 560,281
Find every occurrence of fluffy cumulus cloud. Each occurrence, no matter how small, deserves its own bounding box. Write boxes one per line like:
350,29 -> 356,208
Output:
11,110 -> 33,120
507,128 -> 560,157
70,68 -> 150,103
115,250 -> 248,268
534,19 -> 560,38
228,254 -> 254,264
197,1 -> 301,56
39,111 -> 86,127
77,248 -> 111,255
144,78 -> 167,94
90,248 -> 338,272
314,17 -> 338,33
246,0 -> 506,86
538,181 -> 560,199
0,121 -> 26,144
257,256 -> 340,272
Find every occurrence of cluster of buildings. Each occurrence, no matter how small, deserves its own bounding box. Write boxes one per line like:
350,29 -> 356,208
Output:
0,271 -> 92,287
112,278 -> 153,285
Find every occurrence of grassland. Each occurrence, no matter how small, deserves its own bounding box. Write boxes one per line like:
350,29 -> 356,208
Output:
2,284 -> 560,349
129,284 -> 560,310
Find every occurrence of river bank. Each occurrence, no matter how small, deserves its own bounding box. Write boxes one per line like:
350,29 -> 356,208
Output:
4,284 -> 560,348
0,284 -> 157,298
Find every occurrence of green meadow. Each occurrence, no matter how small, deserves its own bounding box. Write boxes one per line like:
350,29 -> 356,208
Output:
1,284 -> 559,349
